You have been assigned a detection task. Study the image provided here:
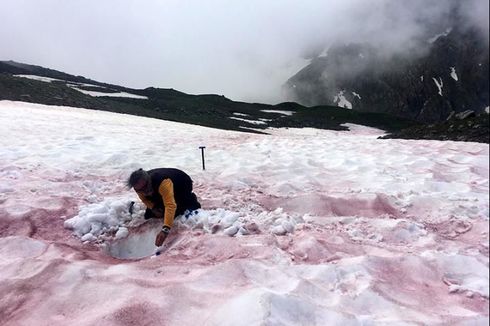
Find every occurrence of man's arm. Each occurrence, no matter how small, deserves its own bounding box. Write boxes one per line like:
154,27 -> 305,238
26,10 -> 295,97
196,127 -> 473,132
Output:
158,179 -> 177,229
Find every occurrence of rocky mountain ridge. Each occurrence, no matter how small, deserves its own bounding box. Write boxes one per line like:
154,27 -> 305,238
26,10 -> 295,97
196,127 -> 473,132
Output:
0,60 -> 414,135
285,25 -> 489,124
1,60 -> 488,143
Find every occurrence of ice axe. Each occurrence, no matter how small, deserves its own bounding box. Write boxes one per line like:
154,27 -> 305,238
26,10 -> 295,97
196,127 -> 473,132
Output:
199,146 -> 206,170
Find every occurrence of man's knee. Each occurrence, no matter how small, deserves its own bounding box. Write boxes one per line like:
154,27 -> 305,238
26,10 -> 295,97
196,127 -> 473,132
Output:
144,208 -> 154,220
188,193 -> 201,210
144,207 -> 163,220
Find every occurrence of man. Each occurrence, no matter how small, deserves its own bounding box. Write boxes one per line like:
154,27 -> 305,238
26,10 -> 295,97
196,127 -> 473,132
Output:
127,168 -> 201,246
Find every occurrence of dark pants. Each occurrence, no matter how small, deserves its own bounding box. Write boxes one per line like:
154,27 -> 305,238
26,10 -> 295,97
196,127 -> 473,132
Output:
144,192 -> 201,219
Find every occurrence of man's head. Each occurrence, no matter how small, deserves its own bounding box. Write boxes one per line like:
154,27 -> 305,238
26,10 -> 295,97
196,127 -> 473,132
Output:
127,168 -> 153,195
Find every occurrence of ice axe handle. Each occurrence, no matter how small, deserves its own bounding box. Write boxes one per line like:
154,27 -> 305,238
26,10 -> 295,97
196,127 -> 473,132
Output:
199,146 -> 206,170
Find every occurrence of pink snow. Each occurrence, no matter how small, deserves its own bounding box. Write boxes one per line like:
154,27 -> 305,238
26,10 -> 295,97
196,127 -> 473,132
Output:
0,101 -> 488,325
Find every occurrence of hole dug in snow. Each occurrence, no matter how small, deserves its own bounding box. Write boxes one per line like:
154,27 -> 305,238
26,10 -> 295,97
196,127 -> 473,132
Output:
104,223 -> 161,260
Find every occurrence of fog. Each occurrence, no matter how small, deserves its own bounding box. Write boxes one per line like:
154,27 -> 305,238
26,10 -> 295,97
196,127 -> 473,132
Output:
0,0 -> 488,104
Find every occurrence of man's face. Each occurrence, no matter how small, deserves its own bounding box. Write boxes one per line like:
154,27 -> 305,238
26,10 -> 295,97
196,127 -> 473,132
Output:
134,176 -> 152,196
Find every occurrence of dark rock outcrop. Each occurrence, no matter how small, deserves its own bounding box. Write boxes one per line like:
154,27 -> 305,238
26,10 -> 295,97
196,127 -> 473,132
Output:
380,111 -> 489,143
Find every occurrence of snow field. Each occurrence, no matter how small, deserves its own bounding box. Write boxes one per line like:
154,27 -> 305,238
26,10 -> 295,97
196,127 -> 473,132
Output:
0,101 -> 488,325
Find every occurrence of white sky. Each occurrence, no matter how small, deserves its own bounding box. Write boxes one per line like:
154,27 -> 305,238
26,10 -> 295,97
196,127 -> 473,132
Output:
0,0 -> 488,103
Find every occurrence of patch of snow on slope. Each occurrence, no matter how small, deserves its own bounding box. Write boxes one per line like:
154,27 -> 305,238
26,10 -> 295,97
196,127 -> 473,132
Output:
450,67 -> 459,81
352,92 -> 361,100
427,27 -> 452,43
433,77 -> 444,96
70,86 -> 148,99
14,74 -> 64,83
233,112 -> 250,117
261,110 -> 294,116
334,90 -> 352,109
14,74 -> 99,88
230,117 -> 267,125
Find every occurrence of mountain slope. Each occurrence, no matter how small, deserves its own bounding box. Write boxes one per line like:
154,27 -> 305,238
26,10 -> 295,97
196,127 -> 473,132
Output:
0,61 -> 415,134
285,26 -> 489,123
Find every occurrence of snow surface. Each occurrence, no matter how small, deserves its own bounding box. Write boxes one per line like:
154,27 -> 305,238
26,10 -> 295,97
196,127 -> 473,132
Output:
0,100 -> 489,325
451,67 -> 459,81
334,90 -> 353,109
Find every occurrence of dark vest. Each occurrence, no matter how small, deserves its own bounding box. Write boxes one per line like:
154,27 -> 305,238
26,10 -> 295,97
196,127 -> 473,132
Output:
144,168 -> 193,208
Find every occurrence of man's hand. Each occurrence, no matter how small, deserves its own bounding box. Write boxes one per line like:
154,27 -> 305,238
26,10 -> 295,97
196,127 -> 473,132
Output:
155,226 -> 170,246
155,231 -> 168,246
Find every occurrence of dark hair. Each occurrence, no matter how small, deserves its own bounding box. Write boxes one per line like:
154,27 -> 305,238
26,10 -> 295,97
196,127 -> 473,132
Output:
127,168 -> 148,189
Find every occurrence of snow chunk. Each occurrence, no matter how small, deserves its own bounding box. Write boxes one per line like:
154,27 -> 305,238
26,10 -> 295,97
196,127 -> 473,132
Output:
115,227 -> 129,240
224,225 -> 239,236
64,196 -> 139,241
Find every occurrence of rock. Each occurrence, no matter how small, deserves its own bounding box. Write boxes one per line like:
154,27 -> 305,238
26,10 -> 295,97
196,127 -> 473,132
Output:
285,22 -> 488,124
